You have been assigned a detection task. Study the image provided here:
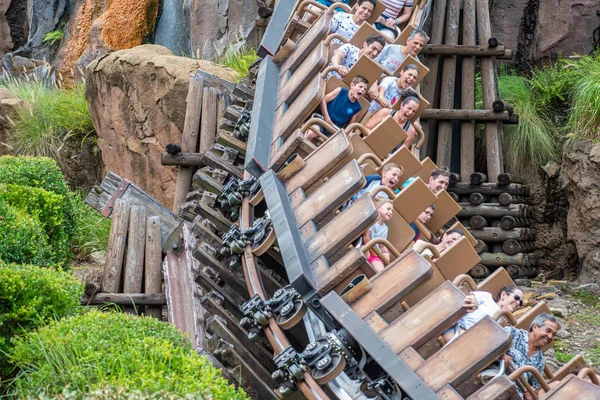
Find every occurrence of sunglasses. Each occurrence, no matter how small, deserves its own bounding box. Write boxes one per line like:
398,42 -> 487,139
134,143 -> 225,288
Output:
509,292 -> 523,307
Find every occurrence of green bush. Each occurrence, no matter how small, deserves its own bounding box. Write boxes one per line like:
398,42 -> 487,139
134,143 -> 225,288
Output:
0,200 -> 53,266
215,44 -> 258,81
8,310 -> 248,400
568,54 -> 600,140
0,156 -> 74,266
0,156 -> 68,196
0,262 -> 82,377
28,386 -> 232,399
0,82 -> 95,158
70,191 -> 111,260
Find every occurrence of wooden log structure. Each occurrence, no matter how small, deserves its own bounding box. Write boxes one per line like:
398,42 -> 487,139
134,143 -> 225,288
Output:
469,227 -> 535,242
173,77 -> 204,213
420,109 -> 513,122
459,0 -> 476,179
474,239 -> 489,254
102,199 -> 131,293
469,215 -> 488,229
498,193 -> 528,206
449,182 -> 529,196
506,265 -> 538,279
470,264 -> 490,279
123,205 -> 147,313
458,203 -> 530,218
469,172 -> 487,186
145,216 -> 163,319
479,252 -> 537,267
81,293 -> 166,306
500,216 -> 531,230
469,192 -> 487,205
502,240 -> 536,255
497,173 -> 513,186
422,44 -> 511,57
449,173 -> 461,185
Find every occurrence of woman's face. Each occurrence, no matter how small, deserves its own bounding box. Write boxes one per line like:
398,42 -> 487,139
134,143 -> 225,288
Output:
399,68 -> 419,89
441,232 -> 462,249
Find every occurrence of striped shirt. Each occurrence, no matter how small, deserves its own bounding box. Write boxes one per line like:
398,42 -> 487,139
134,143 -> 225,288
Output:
380,0 -> 413,18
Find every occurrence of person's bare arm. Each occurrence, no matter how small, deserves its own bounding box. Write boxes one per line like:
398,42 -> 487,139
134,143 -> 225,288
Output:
331,48 -> 349,76
349,112 -> 360,125
379,243 -> 390,262
402,123 -> 417,148
320,87 -> 342,126
377,85 -> 389,107
396,6 -> 411,25
364,109 -> 390,130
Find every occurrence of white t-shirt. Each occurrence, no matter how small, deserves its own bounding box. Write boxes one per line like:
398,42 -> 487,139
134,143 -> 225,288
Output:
330,13 -> 360,43
369,76 -> 403,113
376,44 -> 420,74
457,291 -> 500,330
413,239 -> 434,258
357,221 -> 389,248
327,43 -> 360,80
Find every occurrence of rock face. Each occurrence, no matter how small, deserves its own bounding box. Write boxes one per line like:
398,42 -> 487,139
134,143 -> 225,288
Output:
0,0 -> 29,60
85,44 -> 238,207
0,87 -> 30,155
491,0 -> 599,68
183,0 -> 267,60
561,139 -> 600,283
54,0 -> 160,79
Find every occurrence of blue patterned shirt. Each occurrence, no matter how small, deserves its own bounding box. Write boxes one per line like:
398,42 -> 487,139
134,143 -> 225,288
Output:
504,326 -> 545,391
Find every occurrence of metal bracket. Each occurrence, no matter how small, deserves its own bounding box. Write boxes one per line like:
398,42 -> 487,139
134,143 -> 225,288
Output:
102,178 -> 131,217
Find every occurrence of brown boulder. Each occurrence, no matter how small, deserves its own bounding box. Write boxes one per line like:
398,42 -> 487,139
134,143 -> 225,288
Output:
561,139 -> 600,283
85,44 -> 238,207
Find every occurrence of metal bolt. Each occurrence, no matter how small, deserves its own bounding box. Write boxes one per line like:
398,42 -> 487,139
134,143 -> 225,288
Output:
317,358 -> 329,368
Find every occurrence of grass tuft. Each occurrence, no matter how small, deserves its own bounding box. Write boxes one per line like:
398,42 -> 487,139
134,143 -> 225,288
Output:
214,44 -> 259,81
0,81 -> 95,158
567,54 -> 600,140
69,190 -> 111,261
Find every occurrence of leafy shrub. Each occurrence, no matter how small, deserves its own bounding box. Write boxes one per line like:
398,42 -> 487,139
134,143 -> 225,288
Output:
215,44 -> 258,81
0,262 -> 82,377
0,200 -> 53,266
0,156 -> 68,196
43,30 -> 65,46
0,156 -> 74,266
70,191 -> 111,260
29,386 -> 231,399
8,310 -> 248,400
0,82 -> 95,158
0,184 -> 72,264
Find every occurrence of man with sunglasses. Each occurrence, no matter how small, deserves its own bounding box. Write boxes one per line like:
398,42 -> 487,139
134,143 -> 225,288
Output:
442,285 -> 524,342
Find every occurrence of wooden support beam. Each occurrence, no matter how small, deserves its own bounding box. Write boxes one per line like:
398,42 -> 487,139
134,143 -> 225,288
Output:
436,0 -> 460,167
497,173 -> 513,186
200,87 -> 219,155
162,152 -> 203,166
500,216 -> 531,230
469,215 -> 488,229
217,131 -> 247,157
469,192 -> 487,205
102,199 -> 131,293
193,245 -> 249,299
470,264 -> 490,279
502,240 -> 535,255
450,182 -> 529,196
469,172 -> 488,186
144,216 -> 163,319
422,44 -> 512,58
458,203 -> 530,218
421,109 -> 512,121
476,0 -> 504,181
123,205 -> 147,313
469,227 -> 535,242
173,77 -> 204,212
474,239 -> 489,254
479,252 -> 537,267
498,193 -> 528,205
80,293 -> 166,306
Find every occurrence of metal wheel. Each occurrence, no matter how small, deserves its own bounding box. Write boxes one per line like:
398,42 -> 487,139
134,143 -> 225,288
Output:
276,300 -> 307,330
311,354 -> 346,385
252,227 -> 276,256
249,189 -> 264,206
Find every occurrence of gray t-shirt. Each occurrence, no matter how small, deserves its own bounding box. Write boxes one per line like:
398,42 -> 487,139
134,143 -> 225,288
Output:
327,43 -> 360,80
369,76 -> 403,113
376,44 -> 420,74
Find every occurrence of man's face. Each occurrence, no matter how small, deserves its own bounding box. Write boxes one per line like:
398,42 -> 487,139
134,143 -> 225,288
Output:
350,82 -> 368,98
530,320 -> 559,349
381,167 -> 401,187
429,175 -> 449,194
406,34 -> 426,56
362,41 -> 384,59
498,289 -> 524,312
417,207 -> 434,224
355,2 -> 374,21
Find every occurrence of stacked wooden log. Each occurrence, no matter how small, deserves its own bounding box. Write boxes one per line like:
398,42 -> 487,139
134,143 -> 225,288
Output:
449,172 -> 537,280
81,196 -> 165,319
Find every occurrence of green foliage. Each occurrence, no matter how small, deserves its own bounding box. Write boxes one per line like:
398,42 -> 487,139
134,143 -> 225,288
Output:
43,30 -> 65,46
0,82 -> 95,158
0,156 -> 74,266
8,310 -> 249,400
0,262 -> 83,378
27,386 -> 232,399
568,54 -> 600,140
215,44 -> 258,81
496,74 -> 559,176
0,156 -> 68,196
70,190 -> 111,260
571,291 -> 600,307
0,199 -> 53,266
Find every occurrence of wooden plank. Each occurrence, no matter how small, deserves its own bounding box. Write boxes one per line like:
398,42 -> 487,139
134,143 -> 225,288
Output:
421,109 -> 511,121
479,252 -> 536,267
81,293 -> 166,305
102,198 -> 131,293
200,87 -> 219,154
476,0 -> 504,181
195,270 -> 244,320
201,148 -> 243,179
192,169 -> 224,194
457,203 -> 529,218
422,44 -> 508,56
123,205 -> 147,313
450,183 -> 529,196
173,77 -> 204,212
196,201 -> 232,233
144,216 -> 163,319
469,227 -> 535,242
216,131 -> 247,157
436,0 -> 460,167
193,246 -> 248,298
